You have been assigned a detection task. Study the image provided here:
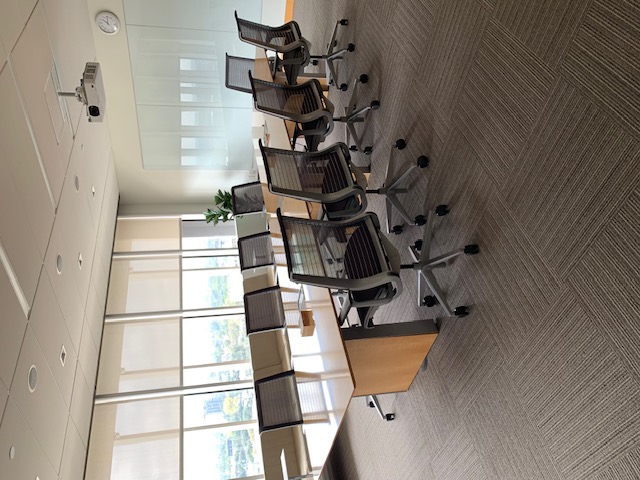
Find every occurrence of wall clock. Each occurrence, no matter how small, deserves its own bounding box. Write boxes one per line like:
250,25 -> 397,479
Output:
96,11 -> 120,35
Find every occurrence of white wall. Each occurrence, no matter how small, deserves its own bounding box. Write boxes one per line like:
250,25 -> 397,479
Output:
0,0 -> 119,478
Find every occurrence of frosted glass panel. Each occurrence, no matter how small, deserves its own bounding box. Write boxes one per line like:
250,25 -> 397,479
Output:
137,106 -> 253,169
124,0 -> 262,31
126,6 -> 260,171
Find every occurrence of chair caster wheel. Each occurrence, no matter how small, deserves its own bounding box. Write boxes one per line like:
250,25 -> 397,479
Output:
312,60 -> 319,66
364,146 -> 373,155
349,145 -> 358,151
417,155 -> 429,168
370,100 -> 380,110
454,306 -> 469,317
340,19 -> 349,26
414,215 -> 426,226
359,73 -> 369,84
414,239 -> 423,251
392,225 -> 403,235
395,138 -> 407,150
340,83 -> 348,91
423,295 -> 438,307
368,401 -> 374,408
385,414 -> 395,421
464,244 -> 480,255
347,43 -> 356,52
435,204 -> 449,216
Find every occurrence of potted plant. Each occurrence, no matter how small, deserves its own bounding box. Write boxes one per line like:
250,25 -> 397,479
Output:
204,189 -> 234,225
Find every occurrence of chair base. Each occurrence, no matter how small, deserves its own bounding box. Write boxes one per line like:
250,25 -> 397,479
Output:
309,19 -> 352,90
338,75 -> 379,158
406,209 -> 480,317
366,395 -> 395,422
367,139 -> 430,234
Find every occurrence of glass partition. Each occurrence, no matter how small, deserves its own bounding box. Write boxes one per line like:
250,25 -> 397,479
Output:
125,0 -> 262,170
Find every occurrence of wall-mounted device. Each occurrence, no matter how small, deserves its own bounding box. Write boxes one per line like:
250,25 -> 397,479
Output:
57,62 -> 105,122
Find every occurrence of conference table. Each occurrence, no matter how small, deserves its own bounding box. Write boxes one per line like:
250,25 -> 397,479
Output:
236,212 -> 354,480
236,199 -> 441,480
233,52 -> 440,480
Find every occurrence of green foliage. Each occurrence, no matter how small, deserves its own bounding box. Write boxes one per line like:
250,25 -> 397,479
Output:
204,189 -> 234,225
222,396 -> 240,416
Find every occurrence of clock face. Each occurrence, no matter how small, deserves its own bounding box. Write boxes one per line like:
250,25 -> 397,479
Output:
96,11 -> 120,35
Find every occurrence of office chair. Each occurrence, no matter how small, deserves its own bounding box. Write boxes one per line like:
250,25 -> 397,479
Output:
249,72 -> 333,151
277,208 -> 479,327
277,209 -> 402,328
255,370 -> 304,434
238,231 -> 275,271
225,54 -> 258,94
231,181 -> 264,215
235,11 -> 308,86
260,139 -> 431,227
249,73 -> 379,152
243,285 -> 286,334
234,11 -> 353,89
260,140 -> 367,220
226,53 -> 327,95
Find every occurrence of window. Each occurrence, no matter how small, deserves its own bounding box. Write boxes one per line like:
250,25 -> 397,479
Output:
86,216 -> 264,480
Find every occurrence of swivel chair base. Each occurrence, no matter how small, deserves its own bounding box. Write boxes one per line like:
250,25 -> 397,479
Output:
366,138 -> 430,234
339,74 -> 379,159
402,207 -> 480,317
310,19 -> 353,91
367,395 -> 395,422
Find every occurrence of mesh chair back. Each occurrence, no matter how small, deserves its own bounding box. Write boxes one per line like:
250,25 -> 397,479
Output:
277,210 -> 393,290
255,370 -> 303,433
225,54 -> 255,93
231,181 -> 264,215
235,12 -> 301,51
234,13 -> 309,84
250,74 -> 333,151
261,143 -> 349,196
238,232 -> 275,271
261,141 -> 366,218
249,75 -> 326,119
243,286 -> 286,334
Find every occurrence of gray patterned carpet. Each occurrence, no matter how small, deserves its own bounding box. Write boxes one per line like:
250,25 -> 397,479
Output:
291,0 -> 640,479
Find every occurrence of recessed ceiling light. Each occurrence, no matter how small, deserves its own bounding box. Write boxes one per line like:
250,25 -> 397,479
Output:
56,254 -> 63,274
9,446 -> 15,460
